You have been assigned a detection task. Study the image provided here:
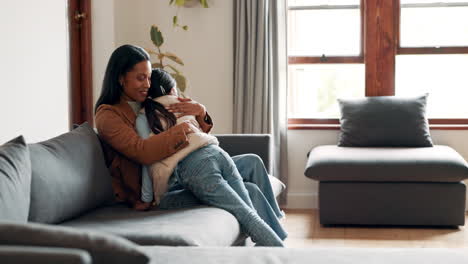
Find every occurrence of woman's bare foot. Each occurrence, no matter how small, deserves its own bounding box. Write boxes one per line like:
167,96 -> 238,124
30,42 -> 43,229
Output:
133,201 -> 151,211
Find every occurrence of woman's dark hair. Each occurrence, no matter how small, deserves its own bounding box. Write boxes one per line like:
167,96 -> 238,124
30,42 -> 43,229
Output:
94,44 -> 150,112
142,68 -> 177,134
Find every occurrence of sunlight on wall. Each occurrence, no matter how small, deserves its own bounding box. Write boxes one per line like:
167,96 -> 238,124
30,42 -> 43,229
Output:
0,0 -> 69,144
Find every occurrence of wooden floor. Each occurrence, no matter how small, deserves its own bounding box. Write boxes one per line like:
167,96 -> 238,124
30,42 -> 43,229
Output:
282,209 -> 468,248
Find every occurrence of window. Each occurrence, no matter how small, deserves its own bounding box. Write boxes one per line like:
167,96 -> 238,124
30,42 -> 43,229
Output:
397,0 -> 468,122
288,0 -> 363,120
288,0 -> 468,128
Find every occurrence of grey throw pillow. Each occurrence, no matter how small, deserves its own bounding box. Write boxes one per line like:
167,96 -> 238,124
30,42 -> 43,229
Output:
338,94 -> 433,147
28,122 -> 114,224
0,222 -> 149,264
0,136 -> 31,222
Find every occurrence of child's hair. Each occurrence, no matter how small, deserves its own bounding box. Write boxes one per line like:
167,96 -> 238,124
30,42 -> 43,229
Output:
142,69 -> 177,134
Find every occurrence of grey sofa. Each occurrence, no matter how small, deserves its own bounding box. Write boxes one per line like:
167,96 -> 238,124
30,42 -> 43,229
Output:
3,124 -> 468,264
4,244 -> 468,264
0,123 -> 284,263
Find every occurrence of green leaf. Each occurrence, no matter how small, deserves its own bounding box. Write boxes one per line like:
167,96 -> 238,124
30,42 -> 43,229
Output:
150,25 -> 164,47
199,0 -> 209,8
182,25 -> 188,31
169,0 -> 175,5
163,52 -> 184,66
173,15 -> 178,27
144,48 -> 159,56
165,64 -> 180,74
175,0 -> 185,6
152,63 -> 163,69
171,73 -> 187,92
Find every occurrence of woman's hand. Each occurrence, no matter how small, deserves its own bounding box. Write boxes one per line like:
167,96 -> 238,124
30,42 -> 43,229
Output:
179,120 -> 197,135
166,97 -> 206,118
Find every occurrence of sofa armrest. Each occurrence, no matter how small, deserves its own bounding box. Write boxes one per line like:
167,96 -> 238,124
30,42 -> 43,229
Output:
215,134 -> 271,173
0,245 -> 91,264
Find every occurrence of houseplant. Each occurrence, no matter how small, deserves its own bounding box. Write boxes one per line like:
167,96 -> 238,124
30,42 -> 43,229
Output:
146,1 -> 210,94
169,0 -> 209,30
146,25 -> 188,94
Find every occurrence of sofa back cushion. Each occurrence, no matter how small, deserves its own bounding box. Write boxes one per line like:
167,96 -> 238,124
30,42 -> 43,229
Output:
28,123 -> 113,224
338,94 -> 433,147
0,136 -> 31,222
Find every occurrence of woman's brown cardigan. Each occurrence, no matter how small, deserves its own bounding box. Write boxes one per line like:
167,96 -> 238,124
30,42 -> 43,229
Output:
95,99 -> 213,207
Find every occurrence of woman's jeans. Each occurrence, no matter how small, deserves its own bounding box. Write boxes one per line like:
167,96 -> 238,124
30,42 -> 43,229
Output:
166,144 -> 284,246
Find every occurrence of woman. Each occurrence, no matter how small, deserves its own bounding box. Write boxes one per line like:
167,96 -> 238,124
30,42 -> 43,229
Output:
94,44 -> 286,246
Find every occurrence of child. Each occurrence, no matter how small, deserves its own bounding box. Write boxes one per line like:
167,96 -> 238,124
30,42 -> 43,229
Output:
135,68 -> 285,247
139,86 -> 218,205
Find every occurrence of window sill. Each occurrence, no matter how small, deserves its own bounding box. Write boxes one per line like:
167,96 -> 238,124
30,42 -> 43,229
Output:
288,124 -> 468,130
288,124 -> 340,130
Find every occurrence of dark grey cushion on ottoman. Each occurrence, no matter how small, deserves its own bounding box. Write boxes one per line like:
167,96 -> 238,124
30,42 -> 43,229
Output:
305,145 -> 468,182
28,123 -> 114,224
0,136 -> 31,222
338,94 -> 432,147
60,204 -> 241,246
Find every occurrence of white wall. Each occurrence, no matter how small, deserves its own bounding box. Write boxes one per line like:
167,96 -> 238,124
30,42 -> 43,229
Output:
0,0 -> 69,144
92,0 -> 115,109
92,0 -> 234,134
287,130 -> 340,208
93,1 -> 468,209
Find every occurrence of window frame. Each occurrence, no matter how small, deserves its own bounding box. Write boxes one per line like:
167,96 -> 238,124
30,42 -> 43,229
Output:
287,1 -> 364,64
288,0 -> 468,129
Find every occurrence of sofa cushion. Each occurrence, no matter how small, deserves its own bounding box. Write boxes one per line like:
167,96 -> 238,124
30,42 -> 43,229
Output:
0,136 -> 31,222
0,245 -> 92,264
60,204 -> 241,246
305,145 -> 468,182
141,246 -> 468,264
269,175 -> 285,198
0,222 -> 149,264
28,123 -> 113,224
338,94 -> 433,147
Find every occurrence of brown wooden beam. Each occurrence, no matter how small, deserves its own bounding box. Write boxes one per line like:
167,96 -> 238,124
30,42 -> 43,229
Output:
364,0 -> 397,96
288,118 -> 339,124
398,47 -> 468,54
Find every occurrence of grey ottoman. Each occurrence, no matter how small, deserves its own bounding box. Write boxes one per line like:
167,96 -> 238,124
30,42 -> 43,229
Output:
304,145 -> 468,226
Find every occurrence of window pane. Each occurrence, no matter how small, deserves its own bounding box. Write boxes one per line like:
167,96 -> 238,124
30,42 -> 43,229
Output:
288,8 -> 360,56
289,0 -> 359,7
396,55 -> 468,118
288,64 -> 364,118
400,5 -> 468,47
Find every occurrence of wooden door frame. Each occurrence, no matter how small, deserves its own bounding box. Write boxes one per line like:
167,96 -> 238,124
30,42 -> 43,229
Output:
69,0 -> 93,129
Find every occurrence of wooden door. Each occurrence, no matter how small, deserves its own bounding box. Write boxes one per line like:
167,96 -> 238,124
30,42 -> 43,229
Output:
69,0 -> 93,128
